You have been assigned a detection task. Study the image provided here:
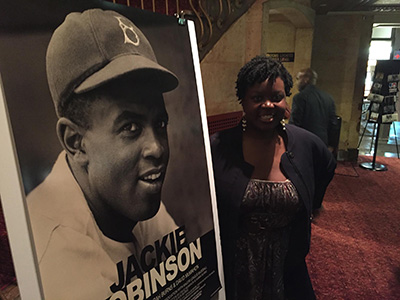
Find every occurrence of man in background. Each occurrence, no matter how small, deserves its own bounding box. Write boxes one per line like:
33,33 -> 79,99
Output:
289,68 -> 337,152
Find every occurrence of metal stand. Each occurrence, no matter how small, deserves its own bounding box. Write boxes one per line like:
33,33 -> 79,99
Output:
393,122 -> 400,159
358,120 -> 376,153
359,122 -> 388,171
358,103 -> 375,151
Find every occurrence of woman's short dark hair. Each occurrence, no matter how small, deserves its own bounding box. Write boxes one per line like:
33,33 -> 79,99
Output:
235,55 -> 293,102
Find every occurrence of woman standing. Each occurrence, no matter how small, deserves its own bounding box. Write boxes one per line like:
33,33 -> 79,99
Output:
211,56 -> 336,300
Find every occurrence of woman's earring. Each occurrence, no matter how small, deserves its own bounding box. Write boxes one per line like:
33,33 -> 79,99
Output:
242,115 -> 247,132
280,119 -> 286,130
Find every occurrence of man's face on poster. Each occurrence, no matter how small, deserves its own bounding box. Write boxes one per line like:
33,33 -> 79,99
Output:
81,83 -> 170,223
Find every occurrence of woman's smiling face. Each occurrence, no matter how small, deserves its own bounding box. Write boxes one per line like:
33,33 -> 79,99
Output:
241,77 -> 287,132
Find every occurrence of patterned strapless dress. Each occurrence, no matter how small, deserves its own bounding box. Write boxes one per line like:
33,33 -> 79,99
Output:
232,179 -> 301,300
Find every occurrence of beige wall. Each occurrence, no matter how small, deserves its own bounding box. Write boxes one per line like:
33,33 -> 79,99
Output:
263,0 -> 314,103
264,17 -> 313,105
200,15 -> 245,116
199,0 -> 400,158
311,14 -> 373,152
266,20 -> 296,83
201,0 -> 314,116
200,0 -> 265,116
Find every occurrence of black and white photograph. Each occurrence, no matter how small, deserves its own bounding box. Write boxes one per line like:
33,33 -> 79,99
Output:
370,111 -> 380,122
382,112 -> 399,123
367,93 -> 385,103
371,82 -> 382,93
382,95 -> 396,114
0,1 -> 223,299
370,102 -> 381,113
374,72 -> 384,82
387,73 -> 400,82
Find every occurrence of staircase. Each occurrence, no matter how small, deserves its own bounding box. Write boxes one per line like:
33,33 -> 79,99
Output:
107,0 -> 256,60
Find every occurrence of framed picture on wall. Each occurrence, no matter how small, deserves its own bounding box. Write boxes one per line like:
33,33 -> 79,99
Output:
0,1 -> 224,299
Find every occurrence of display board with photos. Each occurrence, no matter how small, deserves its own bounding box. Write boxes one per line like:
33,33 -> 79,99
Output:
366,60 -> 400,124
0,1 -> 224,299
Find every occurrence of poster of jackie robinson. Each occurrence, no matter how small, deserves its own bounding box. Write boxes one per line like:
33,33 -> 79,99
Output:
0,0 -> 224,299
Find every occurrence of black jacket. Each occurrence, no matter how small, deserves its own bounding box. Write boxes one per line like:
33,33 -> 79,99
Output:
211,124 -> 336,299
289,85 -> 337,147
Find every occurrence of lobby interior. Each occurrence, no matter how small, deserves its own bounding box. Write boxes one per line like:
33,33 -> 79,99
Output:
1,0 -> 400,299
200,0 -> 400,164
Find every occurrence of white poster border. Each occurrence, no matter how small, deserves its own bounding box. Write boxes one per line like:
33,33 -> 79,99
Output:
0,74 -> 44,299
187,20 -> 226,300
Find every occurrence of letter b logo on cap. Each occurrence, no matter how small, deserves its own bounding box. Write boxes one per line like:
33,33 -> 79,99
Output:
115,16 -> 140,46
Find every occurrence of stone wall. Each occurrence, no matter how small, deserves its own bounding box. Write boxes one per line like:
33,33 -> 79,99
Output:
201,0 -> 314,116
199,1 -> 400,157
200,0 -> 265,116
311,14 -> 373,153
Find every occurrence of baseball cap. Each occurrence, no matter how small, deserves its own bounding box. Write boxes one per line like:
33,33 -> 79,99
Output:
46,8 -> 179,115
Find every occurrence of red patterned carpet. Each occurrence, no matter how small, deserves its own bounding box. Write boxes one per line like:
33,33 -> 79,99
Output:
307,156 -> 400,299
